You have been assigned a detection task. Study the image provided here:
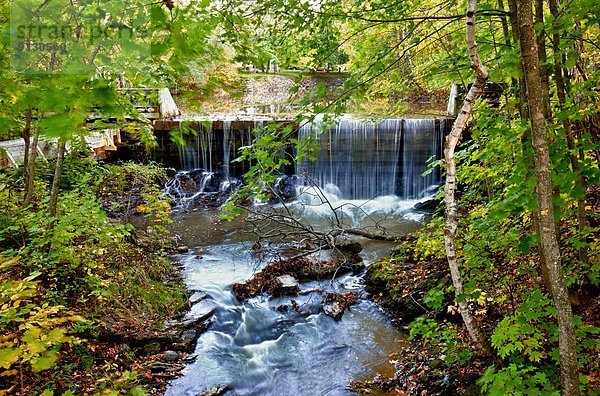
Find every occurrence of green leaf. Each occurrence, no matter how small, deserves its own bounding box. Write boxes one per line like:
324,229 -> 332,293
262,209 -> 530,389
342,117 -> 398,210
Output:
130,386 -> 146,396
0,347 -> 20,369
31,350 -> 59,372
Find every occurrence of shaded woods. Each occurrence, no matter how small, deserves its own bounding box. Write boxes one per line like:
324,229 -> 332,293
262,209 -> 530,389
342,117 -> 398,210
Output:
0,0 -> 598,395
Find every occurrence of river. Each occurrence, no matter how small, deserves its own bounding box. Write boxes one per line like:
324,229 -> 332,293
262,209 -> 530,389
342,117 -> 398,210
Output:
165,192 -> 430,395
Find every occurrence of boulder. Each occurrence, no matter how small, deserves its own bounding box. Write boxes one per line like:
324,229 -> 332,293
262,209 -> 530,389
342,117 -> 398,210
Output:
197,385 -> 230,396
162,350 -> 180,362
143,342 -> 162,355
176,173 -> 197,195
177,245 -> 189,253
180,329 -> 198,342
334,235 -> 363,254
272,175 -> 298,201
202,173 -> 224,193
187,170 -> 223,193
414,199 -> 440,211
322,292 -> 358,320
323,300 -> 344,320
275,275 -> 300,296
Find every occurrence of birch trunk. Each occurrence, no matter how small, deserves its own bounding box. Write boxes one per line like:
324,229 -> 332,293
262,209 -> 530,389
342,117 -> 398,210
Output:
444,0 -> 494,357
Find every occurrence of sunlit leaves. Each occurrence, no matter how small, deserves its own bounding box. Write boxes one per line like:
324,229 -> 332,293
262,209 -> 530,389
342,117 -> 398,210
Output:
0,260 -> 80,378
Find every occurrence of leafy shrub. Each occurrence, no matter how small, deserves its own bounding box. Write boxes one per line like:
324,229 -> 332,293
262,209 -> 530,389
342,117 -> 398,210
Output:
0,258 -> 82,389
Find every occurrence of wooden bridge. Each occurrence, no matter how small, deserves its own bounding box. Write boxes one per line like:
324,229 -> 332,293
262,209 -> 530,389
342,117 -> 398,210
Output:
0,88 -> 180,167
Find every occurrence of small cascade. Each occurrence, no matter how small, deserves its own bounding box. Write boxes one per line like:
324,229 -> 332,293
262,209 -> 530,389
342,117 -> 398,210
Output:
298,117 -> 445,200
167,119 -> 261,176
223,120 -> 231,179
163,169 -> 241,208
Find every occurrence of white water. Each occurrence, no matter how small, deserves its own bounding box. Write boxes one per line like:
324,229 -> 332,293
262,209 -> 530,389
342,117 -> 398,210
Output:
165,229 -> 407,396
298,117 -> 445,200
284,184 -> 428,228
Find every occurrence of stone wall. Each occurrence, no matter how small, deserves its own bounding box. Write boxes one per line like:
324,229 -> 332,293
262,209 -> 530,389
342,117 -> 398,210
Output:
243,74 -> 346,105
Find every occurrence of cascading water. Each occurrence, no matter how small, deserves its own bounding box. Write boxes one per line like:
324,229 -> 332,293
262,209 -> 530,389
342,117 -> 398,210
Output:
163,169 -> 242,209
400,119 -> 445,199
298,117 -> 445,200
172,119 -> 261,176
163,117 -> 446,209
165,211 -> 416,396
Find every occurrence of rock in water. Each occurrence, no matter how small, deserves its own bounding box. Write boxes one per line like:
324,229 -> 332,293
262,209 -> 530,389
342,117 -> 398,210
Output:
180,329 -> 197,342
232,256 -> 364,301
322,292 -> 358,320
274,275 -> 300,297
272,175 -> 298,202
197,385 -> 229,396
177,245 -> 189,253
334,235 -> 363,254
414,199 -> 439,211
323,300 -> 344,320
276,274 -> 299,288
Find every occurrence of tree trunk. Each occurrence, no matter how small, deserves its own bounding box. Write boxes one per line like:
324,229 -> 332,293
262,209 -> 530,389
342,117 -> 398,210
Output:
517,1 -> 580,394
548,0 -> 588,264
21,110 -> 32,206
506,0 -> 528,117
534,0 -> 551,118
443,0 -> 495,357
23,130 -> 40,207
535,0 -> 561,244
49,139 -> 67,219
507,0 -> 553,290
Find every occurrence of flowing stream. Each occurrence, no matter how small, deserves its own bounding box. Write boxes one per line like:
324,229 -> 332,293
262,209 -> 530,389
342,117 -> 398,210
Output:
162,116 -> 447,395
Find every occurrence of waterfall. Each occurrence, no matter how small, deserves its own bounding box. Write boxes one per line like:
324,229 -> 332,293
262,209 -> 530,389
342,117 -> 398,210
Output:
400,118 -> 445,199
298,118 -> 445,200
159,116 -> 446,206
172,120 -> 259,177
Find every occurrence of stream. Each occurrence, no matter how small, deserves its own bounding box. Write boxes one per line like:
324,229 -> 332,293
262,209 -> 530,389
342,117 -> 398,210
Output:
160,115 -> 446,395
164,192 -> 430,396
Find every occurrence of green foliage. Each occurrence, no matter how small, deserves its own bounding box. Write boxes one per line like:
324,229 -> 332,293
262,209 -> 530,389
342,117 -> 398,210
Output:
0,158 -> 186,393
423,285 -> 446,311
479,364 -> 560,396
491,289 -> 555,363
0,259 -> 82,385
409,317 -> 473,365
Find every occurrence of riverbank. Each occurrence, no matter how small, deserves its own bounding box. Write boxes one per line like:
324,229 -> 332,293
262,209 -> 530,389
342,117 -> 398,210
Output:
0,160 -> 205,395
357,189 -> 600,395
